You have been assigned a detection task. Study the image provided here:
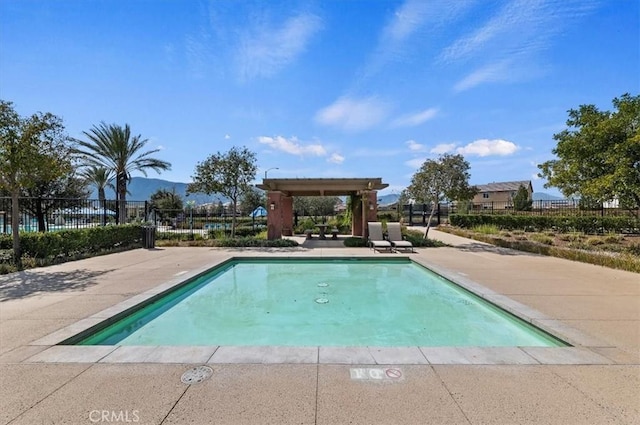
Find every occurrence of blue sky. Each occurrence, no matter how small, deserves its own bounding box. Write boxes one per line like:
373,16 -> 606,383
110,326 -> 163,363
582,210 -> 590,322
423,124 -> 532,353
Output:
1,0 -> 638,197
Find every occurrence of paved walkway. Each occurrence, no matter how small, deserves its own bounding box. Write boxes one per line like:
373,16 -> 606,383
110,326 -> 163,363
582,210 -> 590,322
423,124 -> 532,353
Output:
0,229 -> 638,424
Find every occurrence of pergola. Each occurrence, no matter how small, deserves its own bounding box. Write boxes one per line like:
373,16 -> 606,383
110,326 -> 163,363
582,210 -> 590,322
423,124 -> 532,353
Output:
255,178 -> 388,240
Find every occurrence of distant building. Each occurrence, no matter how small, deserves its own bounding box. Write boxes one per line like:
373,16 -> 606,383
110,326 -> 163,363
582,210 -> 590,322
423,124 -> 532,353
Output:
472,180 -> 533,209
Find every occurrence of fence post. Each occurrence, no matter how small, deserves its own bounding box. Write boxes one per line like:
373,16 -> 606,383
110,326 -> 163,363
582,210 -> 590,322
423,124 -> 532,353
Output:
408,204 -> 413,226
437,203 -> 441,226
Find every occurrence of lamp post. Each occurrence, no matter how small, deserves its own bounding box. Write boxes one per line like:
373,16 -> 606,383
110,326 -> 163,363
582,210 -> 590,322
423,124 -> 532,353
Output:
264,167 -> 279,179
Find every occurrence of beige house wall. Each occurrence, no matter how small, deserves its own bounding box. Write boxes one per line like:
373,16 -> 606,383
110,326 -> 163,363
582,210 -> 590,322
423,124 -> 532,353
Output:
472,183 -> 533,209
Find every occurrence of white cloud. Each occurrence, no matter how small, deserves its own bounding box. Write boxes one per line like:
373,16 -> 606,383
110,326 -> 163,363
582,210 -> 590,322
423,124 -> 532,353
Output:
156,145 -> 165,151
531,173 -> 541,180
406,140 -> 425,151
224,134 -> 231,140
442,0 -> 598,90
361,0 -> 475,82
258,136 -> 326,156
236,12 -> 322,81
392,108 -> 438,127
456,139 -> 519,157
430,143 -> 456,154
405,157 -> 426,168
328,153 -> 345,164
315,96 -> 390,132
453,59 -> 512,92
384,0 -> 432,42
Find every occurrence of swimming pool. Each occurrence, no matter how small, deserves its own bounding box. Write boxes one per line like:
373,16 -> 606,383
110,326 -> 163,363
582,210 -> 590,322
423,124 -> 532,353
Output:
74,258 -> 565,347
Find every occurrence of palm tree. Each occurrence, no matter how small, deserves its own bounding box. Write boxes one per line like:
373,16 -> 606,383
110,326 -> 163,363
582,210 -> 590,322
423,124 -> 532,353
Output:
74,122 -> 171,223
79,166 -> 114,202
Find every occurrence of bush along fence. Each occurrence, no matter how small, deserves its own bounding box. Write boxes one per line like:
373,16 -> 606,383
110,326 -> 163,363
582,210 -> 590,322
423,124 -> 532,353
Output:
0,225 -> 143,266
384,201 -> 639,228
450,214 -> 640,234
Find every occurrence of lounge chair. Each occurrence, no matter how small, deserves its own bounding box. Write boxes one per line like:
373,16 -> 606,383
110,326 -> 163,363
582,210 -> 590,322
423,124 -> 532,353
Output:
367,222 -> 392,252
387,222 -> 414,252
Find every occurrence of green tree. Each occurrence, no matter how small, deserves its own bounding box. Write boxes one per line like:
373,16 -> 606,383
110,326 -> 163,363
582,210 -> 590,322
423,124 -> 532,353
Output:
187,146 -> 257,237
79,166 -> 114,202
406,153 -> 477,237
293,196 -> 339,222
512,184 -> 533,211
74,122 -> 171,223
150,188 -> 183,222
538,93 -> 640,211
0,100 -> 72,264
21,172 -> 89,232
239,186 -> 265,215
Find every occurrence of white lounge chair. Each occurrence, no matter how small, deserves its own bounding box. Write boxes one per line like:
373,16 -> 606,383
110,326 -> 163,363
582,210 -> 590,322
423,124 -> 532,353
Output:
387,222 -> 414,252
367,222 -> 392,252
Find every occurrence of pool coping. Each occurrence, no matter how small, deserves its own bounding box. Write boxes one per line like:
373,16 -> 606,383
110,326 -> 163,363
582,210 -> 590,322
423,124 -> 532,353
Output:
23,255 -> 616,366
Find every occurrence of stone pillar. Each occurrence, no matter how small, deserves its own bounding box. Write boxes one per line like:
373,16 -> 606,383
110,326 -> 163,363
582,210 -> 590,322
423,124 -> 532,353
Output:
267,191 -> 283,240
362,191 -> 378,238
351,194 -> 363,237
366,191 -> 378,223
281,195 -> 293,236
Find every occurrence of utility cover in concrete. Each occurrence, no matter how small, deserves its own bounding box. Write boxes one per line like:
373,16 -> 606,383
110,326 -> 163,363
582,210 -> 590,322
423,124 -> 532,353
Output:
181,365 -> 213,385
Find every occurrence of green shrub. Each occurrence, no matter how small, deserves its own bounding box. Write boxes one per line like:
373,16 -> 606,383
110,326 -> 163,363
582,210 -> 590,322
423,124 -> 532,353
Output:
0,225 -> 143,272
472,224 -> 500,235
626,243 -> 640,256
586,238 -> 605,246
377,212 -> 396,221
403,230 -> 448,247
207,229 -> 227,239
558,233 -> 581,242
343,237 -> 368,247
233,226 -> 260,237
294,218 -> 317,234
450,214 -> 639,234
530,234 -> 554,245
212,237 -> 298,248
603,234 -> 624,244
0,234 -> 11,249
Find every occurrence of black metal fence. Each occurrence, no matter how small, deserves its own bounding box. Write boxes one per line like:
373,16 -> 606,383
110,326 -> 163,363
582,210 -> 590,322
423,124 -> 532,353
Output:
391,200 -> 638,227
450,200 -> 638,218
0,197 -> 267,237
2,196 -> 636,236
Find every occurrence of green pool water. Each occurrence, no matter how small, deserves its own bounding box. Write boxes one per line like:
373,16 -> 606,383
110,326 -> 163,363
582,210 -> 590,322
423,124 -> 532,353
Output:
77,258 -> 565,347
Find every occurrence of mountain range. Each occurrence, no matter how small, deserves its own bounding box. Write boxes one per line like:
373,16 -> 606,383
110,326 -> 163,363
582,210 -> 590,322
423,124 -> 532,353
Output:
90,177 -> 225,205
92,177 -> 565,205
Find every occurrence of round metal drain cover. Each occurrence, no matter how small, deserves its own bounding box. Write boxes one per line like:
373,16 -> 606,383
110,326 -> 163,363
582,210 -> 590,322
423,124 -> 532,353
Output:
315,297 -> 329,304
181,366 -> 213,385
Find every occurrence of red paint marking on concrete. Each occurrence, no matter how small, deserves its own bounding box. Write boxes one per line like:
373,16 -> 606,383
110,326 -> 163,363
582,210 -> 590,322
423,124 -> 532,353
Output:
385,368 -> 402,379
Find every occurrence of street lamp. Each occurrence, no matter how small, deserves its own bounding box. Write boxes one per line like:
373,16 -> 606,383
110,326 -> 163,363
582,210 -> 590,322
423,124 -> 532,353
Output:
264,167 -> 279,179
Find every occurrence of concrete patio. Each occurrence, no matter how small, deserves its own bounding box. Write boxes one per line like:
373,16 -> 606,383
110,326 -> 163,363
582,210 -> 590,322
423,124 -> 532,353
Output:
0,229 -> 638,424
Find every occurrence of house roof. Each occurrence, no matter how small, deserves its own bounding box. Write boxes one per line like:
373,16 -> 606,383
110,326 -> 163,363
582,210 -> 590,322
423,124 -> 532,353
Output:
477,180 -> 532,192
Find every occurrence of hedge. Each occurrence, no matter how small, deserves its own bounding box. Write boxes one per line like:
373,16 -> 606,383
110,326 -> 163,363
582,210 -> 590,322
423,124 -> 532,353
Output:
449,214 -> 640,234
1,225 -> 143,262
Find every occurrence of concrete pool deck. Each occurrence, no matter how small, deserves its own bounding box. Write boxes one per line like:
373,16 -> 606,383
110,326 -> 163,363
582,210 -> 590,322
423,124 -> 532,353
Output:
0,229 -> 638,424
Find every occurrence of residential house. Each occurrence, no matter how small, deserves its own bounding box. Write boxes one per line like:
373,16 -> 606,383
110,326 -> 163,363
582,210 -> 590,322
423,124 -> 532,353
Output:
472,180 -> 533,210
